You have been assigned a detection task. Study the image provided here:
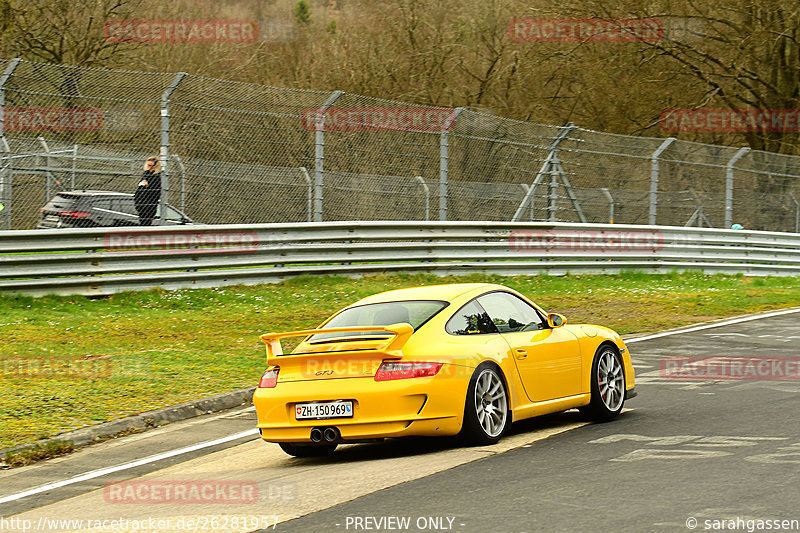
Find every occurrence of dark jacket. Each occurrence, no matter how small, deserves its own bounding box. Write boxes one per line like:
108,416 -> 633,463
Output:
134,171 -> 161,211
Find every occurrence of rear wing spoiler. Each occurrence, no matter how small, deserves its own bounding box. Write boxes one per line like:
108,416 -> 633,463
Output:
259,323 -> 414,365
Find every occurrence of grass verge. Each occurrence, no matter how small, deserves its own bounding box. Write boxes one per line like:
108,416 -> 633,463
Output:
2,440 -> 75,467
2,271 -> 799,450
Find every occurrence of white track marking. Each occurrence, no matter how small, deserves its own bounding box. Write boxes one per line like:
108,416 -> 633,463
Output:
0,429 -> 258,504
625,308 -> 800,344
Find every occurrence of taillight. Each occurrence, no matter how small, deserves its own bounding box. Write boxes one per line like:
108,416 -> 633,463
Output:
258,368 -> 279,388
59,211 -> 90,218
375,361 -> 443,381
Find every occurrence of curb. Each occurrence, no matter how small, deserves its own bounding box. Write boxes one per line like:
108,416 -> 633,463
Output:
1,387 -> 256,460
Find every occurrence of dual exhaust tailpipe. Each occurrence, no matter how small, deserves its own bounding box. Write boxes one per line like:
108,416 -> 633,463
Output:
310,426 -> 340,444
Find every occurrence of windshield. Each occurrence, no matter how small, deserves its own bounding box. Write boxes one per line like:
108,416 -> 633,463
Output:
309,300 -> 448,343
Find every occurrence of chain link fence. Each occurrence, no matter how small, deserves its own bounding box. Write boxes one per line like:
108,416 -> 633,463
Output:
1,57 -> 799,232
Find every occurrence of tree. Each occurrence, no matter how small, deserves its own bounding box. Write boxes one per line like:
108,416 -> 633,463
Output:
540,0 -> 800,154
0,0 -> 143,67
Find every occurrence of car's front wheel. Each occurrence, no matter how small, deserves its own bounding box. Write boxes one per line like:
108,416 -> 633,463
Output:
278,442 -> 337,457
460,363 -> 510,445
580,345 -> 626,421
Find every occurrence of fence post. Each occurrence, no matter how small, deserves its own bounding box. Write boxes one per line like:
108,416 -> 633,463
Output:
313,90 -> 345,222
37,137 -> 54,203
548,166 -> 559,221
790,192 -> 799,234
299,167 -> 313,222
649,137 -> 676,226
71,144 -> 78,189
0,58 -> 21,139
0,58 -> 22,229
0,137 -> 10,230
601,187 -> 615,223
172,153 -> 187,213
415,176 -> 430,221
725,147 -> 750,229
160,72 -> 187,225
521,184 -> 534,220
439,107 -> 464,221
512,123 -> 575,222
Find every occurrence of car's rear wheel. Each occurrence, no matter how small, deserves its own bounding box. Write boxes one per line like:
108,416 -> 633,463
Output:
460,363 -> 509,445
278,442 -> 337,457
580,345 -> 625,421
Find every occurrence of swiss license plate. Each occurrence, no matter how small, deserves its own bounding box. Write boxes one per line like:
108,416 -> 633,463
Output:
295,400 -> 353,420
45,215 -> 59,222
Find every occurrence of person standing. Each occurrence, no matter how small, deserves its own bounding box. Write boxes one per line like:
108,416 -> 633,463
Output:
134,156 -> 161,226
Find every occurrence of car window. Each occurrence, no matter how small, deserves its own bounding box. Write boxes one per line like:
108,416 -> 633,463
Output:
99,198 -> 138,221
91,198 -> 113,211
44,194 -> 78,211
309,300 -> 448,342
477,292 -> 546,333
446,300 -> 497,335
119,198 -> 137,215
108,198 -> 137,216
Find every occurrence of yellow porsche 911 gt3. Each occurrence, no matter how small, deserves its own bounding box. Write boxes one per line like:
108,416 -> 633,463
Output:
253,283 -> 636,457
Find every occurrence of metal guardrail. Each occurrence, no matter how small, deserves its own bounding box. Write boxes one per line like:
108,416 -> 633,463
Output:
1,222 -> 799,296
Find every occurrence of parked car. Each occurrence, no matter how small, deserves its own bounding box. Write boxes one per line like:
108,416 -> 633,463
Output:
38,190 -> 194,229
254,283 -> 636,457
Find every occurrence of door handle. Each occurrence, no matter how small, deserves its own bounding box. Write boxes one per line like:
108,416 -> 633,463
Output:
515,348 -> 528,359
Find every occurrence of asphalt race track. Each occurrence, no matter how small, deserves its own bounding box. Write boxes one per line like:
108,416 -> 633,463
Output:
2,308 -> 799,533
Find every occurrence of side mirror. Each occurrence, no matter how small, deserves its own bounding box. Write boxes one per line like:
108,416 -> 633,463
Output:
547,313 -> 567,328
